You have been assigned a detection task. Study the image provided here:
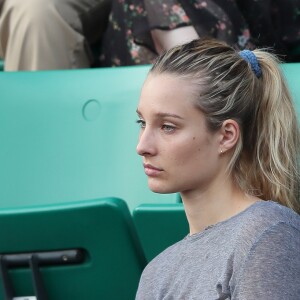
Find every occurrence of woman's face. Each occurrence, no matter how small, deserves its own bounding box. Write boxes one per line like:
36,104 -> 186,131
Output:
136,73 -> 223,195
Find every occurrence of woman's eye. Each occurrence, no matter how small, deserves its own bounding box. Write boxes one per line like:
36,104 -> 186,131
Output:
162,124 -> 176,133
136,119 -> 146,128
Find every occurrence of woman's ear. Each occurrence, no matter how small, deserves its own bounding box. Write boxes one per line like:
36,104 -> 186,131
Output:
219,119 -> 240,154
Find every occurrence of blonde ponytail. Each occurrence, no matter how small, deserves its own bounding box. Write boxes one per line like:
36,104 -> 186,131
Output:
245,50 -> 300,212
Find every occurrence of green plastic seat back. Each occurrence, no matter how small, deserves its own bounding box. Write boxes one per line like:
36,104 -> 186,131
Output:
0,60 -> 3,71
133,204 -> 189,262
0,197 -> 146,300
0,66 -> 178,211
281,63 -> 300,115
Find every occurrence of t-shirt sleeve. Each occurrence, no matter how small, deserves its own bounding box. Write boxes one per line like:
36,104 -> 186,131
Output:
232,222 -> 300,300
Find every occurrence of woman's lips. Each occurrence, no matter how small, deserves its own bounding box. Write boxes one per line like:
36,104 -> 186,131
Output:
143,164 -> 163,177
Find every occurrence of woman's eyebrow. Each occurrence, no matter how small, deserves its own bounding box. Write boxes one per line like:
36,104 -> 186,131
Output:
136,109 -> 184,120
156,112 -> 184,120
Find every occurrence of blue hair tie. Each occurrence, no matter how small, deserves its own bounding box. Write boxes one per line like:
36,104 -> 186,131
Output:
239,49 -> 262,78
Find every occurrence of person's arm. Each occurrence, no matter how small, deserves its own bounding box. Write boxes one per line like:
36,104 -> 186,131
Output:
151,26 -> 198,54
232,222 -> 300,299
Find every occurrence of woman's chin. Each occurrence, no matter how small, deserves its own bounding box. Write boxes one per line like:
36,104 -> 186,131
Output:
148,182 -> 176,194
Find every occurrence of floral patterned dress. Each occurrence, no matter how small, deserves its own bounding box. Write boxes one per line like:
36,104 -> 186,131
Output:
99,0 -> 300,66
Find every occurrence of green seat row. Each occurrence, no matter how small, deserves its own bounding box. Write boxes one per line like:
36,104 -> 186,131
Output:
0,197 -> 188,299
0,197 -> 146,299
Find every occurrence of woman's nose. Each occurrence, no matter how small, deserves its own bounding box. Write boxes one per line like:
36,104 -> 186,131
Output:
136,129 -> 156,156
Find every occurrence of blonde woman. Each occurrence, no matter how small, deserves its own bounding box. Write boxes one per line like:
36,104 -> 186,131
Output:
135,38 -> 300,299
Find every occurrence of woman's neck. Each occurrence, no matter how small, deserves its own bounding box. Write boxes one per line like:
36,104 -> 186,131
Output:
181,177 -> 258,235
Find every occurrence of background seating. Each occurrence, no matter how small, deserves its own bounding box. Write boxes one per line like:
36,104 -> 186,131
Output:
281,63 -> 300,114
133,203 -> 189,262
0,197 -> 146,299
0,65 -> 179,212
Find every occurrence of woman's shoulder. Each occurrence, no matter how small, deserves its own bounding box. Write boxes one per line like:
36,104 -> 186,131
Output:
231,200 -> 300,265
198,200 -> 300,251
141,201 -> 300,273
231,202 -> 300,298
239,199 -> 300,243
231,200 -> 300,246
240,200 -> 300,230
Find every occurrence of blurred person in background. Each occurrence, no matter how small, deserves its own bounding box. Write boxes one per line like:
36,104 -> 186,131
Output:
0,0 -> 111,71
100,0 -> 300,66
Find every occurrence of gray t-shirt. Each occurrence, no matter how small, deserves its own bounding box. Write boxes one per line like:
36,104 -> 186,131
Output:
135,201 -> 300,299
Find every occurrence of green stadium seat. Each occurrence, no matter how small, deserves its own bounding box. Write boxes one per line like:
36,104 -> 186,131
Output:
133,203 -> 189,262
281,63 -> 300,115
0,60 -> 4,71
0,66 -> 178,211
0,197 -> 146,299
